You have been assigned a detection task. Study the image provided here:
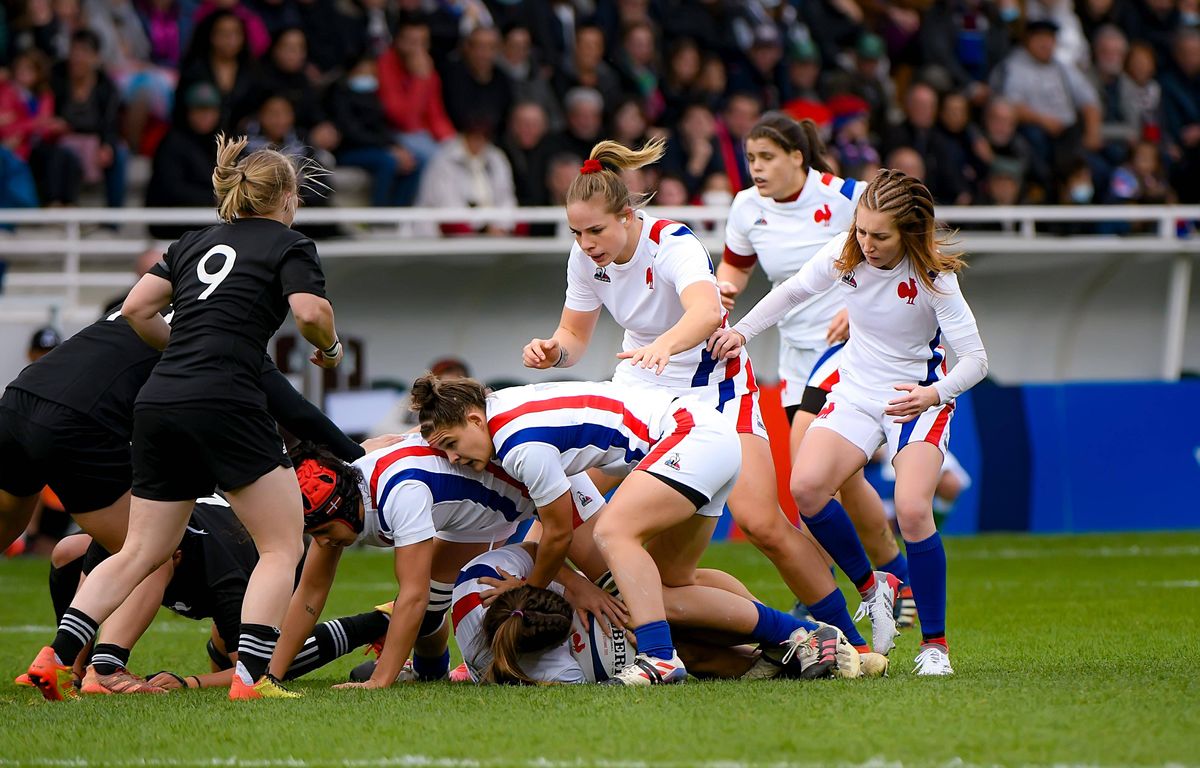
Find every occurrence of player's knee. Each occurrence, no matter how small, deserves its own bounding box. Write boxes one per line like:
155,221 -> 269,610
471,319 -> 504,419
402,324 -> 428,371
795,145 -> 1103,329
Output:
893,495 -> 933,532
790,478 -> 826,518
591,514 -> 626,554
735,511 -> 787,553
937,473 -> 963,503
256,534 -> 305,566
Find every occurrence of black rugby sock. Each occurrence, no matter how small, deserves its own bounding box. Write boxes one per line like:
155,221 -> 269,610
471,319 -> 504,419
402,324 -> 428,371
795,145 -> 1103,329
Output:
236,623 -> 279,683
48,556 -> 85,624
90,643 -> 130,675
284,610 -> 391,680
51,607 -> 99,666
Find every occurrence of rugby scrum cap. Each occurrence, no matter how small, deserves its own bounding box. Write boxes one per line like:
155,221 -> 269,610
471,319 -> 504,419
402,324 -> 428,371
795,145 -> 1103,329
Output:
296,453 -> 364,533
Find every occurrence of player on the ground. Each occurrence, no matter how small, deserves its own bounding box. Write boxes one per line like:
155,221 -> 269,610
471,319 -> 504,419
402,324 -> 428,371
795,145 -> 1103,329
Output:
26,135 -> 343,701
519,137 -> 875,656
412,376 -> 860,686
452,542 -> 880,684
710,170 -> 988,675
717,112 -> 906,651
267,438 -> 615,691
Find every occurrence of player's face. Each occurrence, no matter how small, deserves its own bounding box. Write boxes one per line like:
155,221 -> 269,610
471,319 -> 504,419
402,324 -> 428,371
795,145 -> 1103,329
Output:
746,137 -> 803,200
567,201 -> 630,267
308,519 -> 358,548
855,207 -> 903,270
427,412 -> 494,472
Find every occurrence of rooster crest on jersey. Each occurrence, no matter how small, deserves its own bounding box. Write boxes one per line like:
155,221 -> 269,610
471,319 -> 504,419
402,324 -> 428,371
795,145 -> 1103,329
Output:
814,204 -> 832,226
898,278 -> 918,305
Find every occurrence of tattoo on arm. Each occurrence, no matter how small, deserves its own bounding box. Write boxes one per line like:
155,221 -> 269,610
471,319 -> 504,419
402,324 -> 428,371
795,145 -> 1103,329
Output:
305,604 -> 316,616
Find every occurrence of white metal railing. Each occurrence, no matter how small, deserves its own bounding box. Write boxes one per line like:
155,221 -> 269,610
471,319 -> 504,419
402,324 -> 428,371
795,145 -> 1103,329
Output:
0,204 -> 1197,378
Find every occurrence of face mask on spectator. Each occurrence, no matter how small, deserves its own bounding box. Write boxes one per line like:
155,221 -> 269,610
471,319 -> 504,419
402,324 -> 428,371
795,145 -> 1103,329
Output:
701,189 -> 733,207
1069,183 -> 1094,204
348,74 -> 378,93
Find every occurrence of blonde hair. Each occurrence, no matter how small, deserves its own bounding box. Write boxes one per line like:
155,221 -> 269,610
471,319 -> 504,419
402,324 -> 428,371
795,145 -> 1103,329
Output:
836,169 -> 965,293
212,133 -> 299,223
565,136 -> 667,213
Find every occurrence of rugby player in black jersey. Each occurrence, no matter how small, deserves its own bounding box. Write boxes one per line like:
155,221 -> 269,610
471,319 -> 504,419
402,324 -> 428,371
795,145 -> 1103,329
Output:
26,135 -> 345,701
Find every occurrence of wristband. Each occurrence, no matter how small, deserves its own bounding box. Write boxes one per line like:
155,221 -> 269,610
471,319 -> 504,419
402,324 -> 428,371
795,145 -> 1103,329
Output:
322,338 -> 342,357
187,675 -> 202,689
552,348 -> 566,368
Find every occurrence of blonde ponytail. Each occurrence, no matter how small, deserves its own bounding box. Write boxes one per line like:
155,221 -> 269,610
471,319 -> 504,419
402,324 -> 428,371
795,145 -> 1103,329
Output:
212,133 -> 300,223
566,136 -> 667,213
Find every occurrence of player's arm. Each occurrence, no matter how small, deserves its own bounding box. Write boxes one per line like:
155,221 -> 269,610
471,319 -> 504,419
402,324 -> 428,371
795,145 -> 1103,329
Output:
121,272 -> 173,350
525,307 -> 600,369
259,357 -> 364,462
269,541 -> 343,679
288,292 -> 341,366
618,280 -> 723,375
528,490 -> 574,589
717,206 -> 758,310
336,538 -> 435,690
715,260 -> 754,311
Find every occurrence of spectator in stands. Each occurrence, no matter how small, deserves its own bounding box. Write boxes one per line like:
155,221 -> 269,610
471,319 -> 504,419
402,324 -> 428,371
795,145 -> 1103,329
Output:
614,20 -> 663,120
1090,25 -> 1139,164
414,113 -> 518,236
0,50 -> 60,161
442,26 -> 513,133
345,0 -> 396,59
553,24 -> 623,113
656,172 -> 690,206
1106,139 -> 1173,209
697,53 -> 730,113
1025,0 -> 1093,70
727,23 -> 787,111
884,81 -> 939,174
929,90 -> 985,204
294,0 -> 362,82
795,0 -> 866,67
784,38 -> 825,104
825,33 -> 895,146
174,9 -> 263,135
145,82 -> 220,237
989,19 -> 1102,186
376,15 -> 454,184
245,95 -> 330,206
975,96 -> 1047,195
662,102 -> 725,199
193,0 -> 270,58
983,157 -> 1027,206
102,246 -> 167,316
502,100 -> 552,206
1161,29 -> 1200,202
1120,0 -> 1180,65
610,97 -> 652,150
329,56 -> 418,208
261,27 -> 339,155
886,145 -> 928,180
714,91 -> 761,193
135,0 -> 184,69
497,24 -> 563,131
917,0 -> 1018,101
545,86 -> 604,161
45,29 -> 127,208
1125,41 -> 1162,142
529,152 -> 581,237
829,94 -> 881,181
660,38 -> 703,126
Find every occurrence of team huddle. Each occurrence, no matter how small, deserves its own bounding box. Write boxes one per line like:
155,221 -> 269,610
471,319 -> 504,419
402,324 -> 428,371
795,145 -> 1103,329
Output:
0,110 -> 987,699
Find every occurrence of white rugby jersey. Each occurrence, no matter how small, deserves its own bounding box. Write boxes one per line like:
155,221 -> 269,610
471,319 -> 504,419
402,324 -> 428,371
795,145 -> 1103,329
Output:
486,381 -> 678,507
732,233 -> 984,402
451,545 -> 628,684
353,434 -> 533,548
723,169 -> 864,348
564,211 -> 743,389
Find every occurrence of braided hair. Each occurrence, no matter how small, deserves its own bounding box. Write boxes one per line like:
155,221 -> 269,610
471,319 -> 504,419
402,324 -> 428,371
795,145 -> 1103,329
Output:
481,585 -> 575,685
837,169 -> 965,293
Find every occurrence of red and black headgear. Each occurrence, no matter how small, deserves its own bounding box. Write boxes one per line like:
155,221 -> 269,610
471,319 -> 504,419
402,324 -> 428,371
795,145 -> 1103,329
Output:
294,446 -> 364,534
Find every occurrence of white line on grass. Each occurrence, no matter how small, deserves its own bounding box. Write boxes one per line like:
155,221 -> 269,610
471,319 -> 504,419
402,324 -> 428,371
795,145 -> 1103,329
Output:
0,758 -> 1192,768
0,623 -> 207,634
954,544 -> 1200,560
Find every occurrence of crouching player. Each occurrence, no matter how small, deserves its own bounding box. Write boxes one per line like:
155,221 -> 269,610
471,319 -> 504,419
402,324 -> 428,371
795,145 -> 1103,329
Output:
269,437 -> 616,691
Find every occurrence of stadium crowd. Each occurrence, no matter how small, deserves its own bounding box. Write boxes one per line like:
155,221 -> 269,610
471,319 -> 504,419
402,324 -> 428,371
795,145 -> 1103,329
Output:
0,0 -> 1198,224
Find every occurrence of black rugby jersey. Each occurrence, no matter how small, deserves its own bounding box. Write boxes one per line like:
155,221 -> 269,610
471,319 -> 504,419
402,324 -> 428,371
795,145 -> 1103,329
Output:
137,218 -> 326,409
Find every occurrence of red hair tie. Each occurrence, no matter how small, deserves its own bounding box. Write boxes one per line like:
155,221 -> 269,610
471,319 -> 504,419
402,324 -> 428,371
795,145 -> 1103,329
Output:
580,159 -> 604,175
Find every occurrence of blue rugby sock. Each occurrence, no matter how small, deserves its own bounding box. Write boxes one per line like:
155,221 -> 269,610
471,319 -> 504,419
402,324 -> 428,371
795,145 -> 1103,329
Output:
752,602 -> 817,645
413,649 -> 451,680
879,551 -> 910,584
808,589 -> 867,648
803,499 -> 874,589
633,620 -> 675,661
906,532 -> 947,639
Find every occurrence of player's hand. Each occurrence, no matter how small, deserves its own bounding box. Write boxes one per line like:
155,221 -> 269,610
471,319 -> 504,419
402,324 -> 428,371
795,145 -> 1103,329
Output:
478,568 -> 524,605
564,578 -> 628,635
145,671 -> 187,690
826,308 -> 850,345
885,383 -> 941,423
311,342 -> 343,369
716,281 -> 740,311
706,328 -> 745,360
617,339 -> 672,375
523,338 -> 560,369
333,678 -> 389,690
360,434 -> 406,454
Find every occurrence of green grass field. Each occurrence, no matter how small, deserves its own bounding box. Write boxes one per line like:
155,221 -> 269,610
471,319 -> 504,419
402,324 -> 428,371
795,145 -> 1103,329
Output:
1,531 -> 1198,767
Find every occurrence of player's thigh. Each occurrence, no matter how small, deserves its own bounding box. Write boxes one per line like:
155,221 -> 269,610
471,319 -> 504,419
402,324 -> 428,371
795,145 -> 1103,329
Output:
224,465 -> 304,557
596,471 -> 700,545
72,491 -> 132,554
121,496 -> 194,567
429,539 -> 492,584
790,423 -> 873,509
891,442 -> 943,514
645,513 -> 718,587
